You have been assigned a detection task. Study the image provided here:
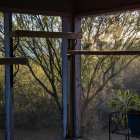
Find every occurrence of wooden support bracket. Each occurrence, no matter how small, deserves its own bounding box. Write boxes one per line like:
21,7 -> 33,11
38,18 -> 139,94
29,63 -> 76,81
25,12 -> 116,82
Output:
8,30 -> 82,39
0,57 -> 28,65
67,50 -> 140,55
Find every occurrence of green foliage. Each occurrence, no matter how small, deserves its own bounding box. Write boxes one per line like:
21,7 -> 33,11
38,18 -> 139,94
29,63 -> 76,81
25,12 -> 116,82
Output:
0,14 -> 63,127
81,10 -> 140,114
12,14 -> 63,115
109,90 -> 140,126
109,90 -> 140,113
0,10 -> 140,130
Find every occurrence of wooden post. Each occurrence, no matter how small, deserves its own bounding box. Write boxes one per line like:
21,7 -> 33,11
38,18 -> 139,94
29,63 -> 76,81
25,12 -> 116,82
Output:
62,16 -> 81,139
4,13 -> 14,140
62,16 -> 70,138
62,16 -> 75,138
74,17 -> 81,138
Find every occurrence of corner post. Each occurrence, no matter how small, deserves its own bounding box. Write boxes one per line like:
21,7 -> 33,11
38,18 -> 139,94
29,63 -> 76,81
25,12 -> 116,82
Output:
62,16 -> 82,139
74,17 -> 81,138
62,16 -> 70,138
4,13 -> 14,140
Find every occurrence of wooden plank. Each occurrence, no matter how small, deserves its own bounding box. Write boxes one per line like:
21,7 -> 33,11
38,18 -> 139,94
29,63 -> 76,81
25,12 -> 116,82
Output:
0,7 -> 71,17
75,3 -> 140,18
69,39 -> 75,138
74,18 -> 81,138
4,12 -> 14,140
0,57 -> 28,65
69,17 -> 77,139
8,30 -> 82,39
62,17 -> 70,138
67,50 -> 140,55
62,16 -> 76,139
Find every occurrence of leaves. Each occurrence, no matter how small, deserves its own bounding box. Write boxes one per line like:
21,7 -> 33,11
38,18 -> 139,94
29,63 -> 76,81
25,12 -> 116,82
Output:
118,90 -> 122,101
0,13 -> 3,19
109,90 -> 140,112
81,10 -> 140,113
124,90 -> 129,97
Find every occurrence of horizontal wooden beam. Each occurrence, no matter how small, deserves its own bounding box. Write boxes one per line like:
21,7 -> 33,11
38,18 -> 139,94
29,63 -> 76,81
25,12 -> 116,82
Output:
67,50 -> 140,55
0,7 -> 71,17
8,30 -> 82,39
0,57 -> 28,65
75,3 -> 140,18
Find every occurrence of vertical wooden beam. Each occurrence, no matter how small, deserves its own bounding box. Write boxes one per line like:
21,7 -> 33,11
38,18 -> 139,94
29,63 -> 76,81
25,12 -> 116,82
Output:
62,16 -> 70,138
62,16 -> 75,139
69,36 -> 75,138
62,16 -> 81,139
4,13 -> 14,140
74,17 -> 81,138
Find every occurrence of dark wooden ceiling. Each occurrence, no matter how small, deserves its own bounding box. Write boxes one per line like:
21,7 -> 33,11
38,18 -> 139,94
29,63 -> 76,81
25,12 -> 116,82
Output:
0,0 -> 140,16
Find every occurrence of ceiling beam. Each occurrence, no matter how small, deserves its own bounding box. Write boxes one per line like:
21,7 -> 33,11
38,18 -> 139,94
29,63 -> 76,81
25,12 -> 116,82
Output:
75,3 -> 140,17
0,7 -> 71,16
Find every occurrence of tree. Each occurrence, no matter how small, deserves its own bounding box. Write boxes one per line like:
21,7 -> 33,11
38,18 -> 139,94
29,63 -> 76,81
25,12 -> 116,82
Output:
0,11 -> 139,123
81,10 -> 140,119
13,14 -> 63,115
0,13 -> 63,116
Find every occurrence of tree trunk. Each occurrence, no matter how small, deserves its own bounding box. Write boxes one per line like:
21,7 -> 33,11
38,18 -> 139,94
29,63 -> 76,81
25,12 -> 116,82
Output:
53,93 -> 63,119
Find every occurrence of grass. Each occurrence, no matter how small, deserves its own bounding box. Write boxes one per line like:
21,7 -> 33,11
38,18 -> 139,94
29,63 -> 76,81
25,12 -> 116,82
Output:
1,128 -> 140,140
0,127 -> 62,140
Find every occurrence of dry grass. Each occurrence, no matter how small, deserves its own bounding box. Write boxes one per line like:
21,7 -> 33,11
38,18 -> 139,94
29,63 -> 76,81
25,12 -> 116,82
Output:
0,128 -> 62,140
1,128 -> 140,140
